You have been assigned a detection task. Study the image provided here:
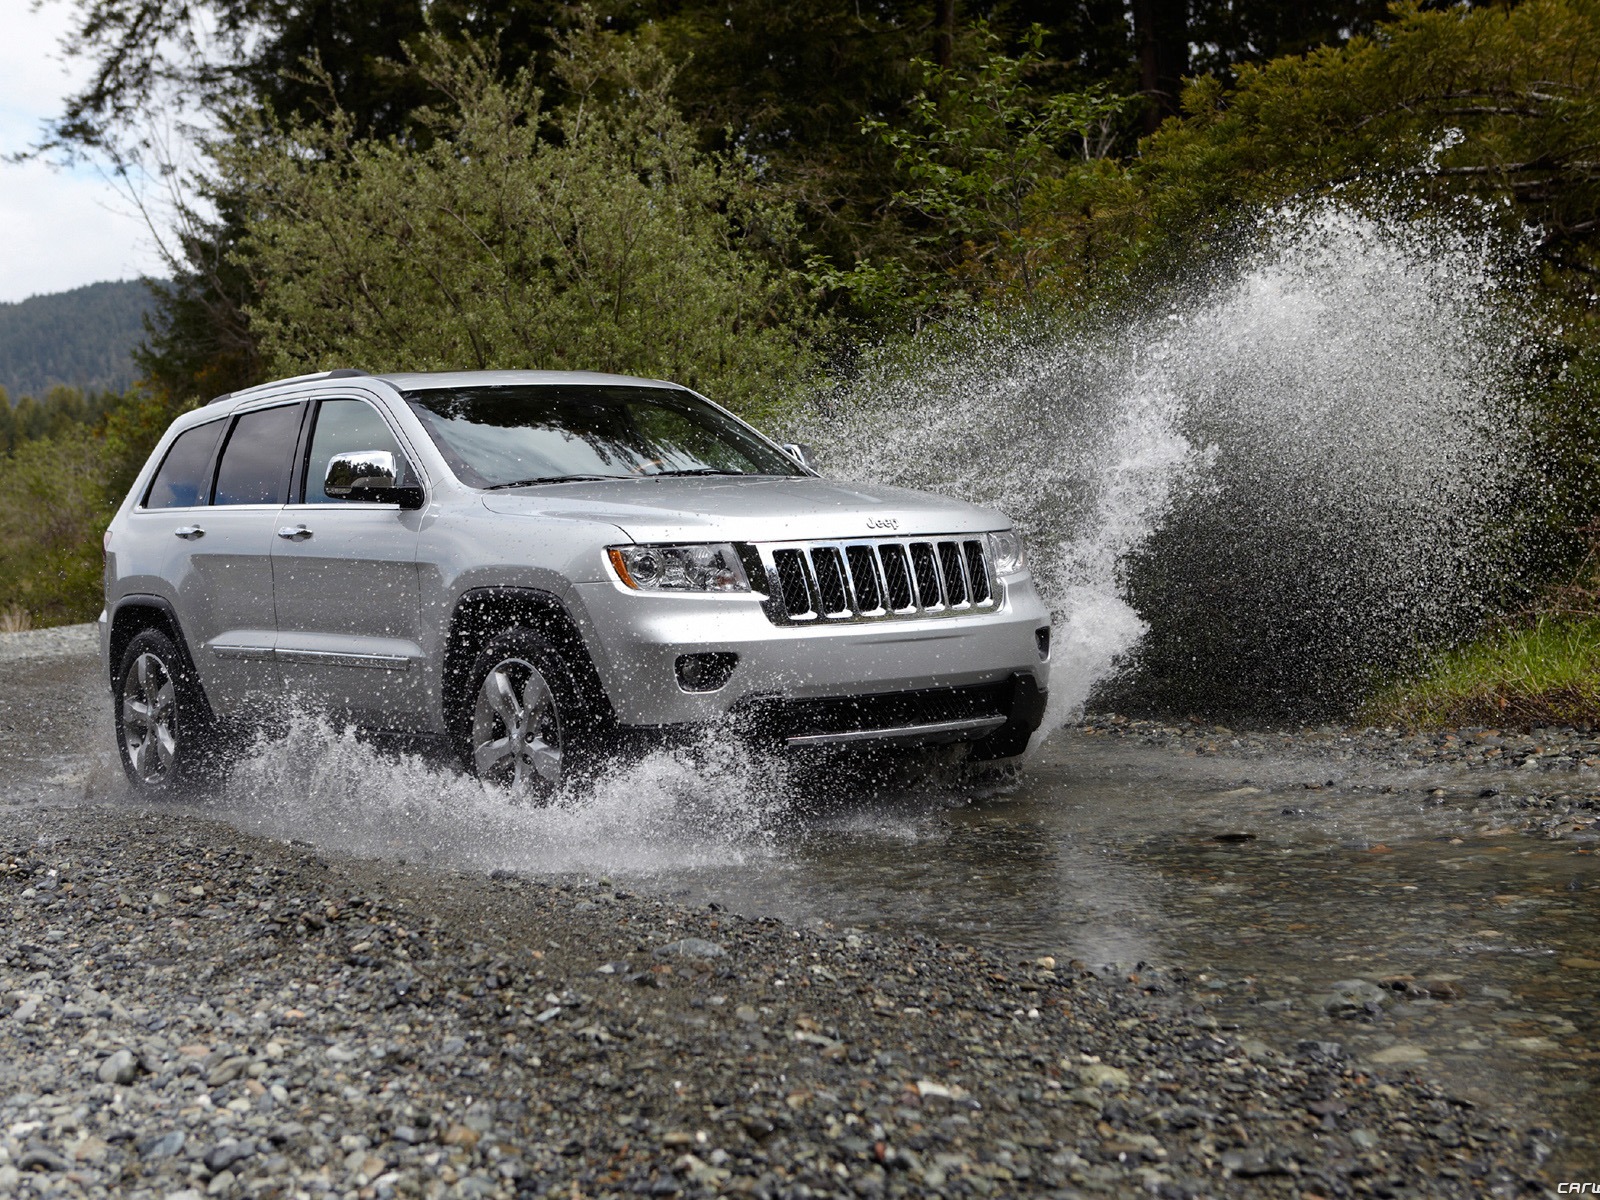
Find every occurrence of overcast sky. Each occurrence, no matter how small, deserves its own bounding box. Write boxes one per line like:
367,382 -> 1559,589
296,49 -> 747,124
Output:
0,0 -> 168,303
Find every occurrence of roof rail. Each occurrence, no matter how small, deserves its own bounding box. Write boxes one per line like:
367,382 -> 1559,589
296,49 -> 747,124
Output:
207,368 -> 369,405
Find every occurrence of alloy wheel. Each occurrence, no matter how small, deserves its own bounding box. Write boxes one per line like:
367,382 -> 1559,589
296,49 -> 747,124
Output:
470,657 -> 564,793
122,652 -> 178,784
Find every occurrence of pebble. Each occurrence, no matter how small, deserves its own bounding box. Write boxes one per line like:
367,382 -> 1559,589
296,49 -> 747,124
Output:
97,1047 -> 138,1084
0,800 -> 1548,1198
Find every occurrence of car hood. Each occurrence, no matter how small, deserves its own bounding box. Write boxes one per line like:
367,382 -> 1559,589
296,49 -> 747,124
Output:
478,476 -> 1005,543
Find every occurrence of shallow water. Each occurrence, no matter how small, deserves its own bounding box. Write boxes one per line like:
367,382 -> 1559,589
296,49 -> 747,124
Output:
13,647 -> 1592,1178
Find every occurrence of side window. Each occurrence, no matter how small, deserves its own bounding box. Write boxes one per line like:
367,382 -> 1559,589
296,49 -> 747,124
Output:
212,404 -> 302,506
144,420 -> 224,509
304,399 -> 411,504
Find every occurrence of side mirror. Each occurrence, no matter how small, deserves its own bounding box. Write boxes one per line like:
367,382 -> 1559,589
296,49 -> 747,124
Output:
324,450 -> 424,509
781,442 -> 818,473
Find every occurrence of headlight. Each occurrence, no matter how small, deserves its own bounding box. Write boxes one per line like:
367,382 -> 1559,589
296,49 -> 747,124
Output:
987,528 -> 1027,576
607,544 -> 751,592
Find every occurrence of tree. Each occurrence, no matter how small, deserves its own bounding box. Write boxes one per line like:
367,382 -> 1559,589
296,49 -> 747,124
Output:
856,27 -> 1133,313
222,21 -> 821,418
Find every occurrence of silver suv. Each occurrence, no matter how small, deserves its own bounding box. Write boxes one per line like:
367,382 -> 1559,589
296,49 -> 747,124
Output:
100,370 -> 1051,795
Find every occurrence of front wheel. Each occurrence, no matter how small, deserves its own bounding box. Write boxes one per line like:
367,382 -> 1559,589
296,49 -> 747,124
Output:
461,628 -> 595,800
114,629 -> 215,794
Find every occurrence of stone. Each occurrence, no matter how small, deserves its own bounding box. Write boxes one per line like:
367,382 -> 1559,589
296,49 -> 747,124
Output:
18,1147 -> 71,1172
1077,1064 -> 1131,1090
204,1140 -> 255,1173
1368,1044 -> 1428,1064
653,938 -> 726,960
207,1056 -> 252,1087
99,1048 -> 139,1085
1559,957 -> 1600,970
139,1130 -> 187,1159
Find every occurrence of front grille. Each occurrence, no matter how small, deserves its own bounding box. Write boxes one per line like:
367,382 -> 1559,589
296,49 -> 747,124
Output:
751,535 -> 998,625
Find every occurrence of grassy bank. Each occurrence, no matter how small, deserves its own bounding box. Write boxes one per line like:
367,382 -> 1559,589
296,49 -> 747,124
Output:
1362,614 -> 1600,731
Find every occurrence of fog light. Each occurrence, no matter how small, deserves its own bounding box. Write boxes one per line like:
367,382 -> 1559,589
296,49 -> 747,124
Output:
675,652 -> 738,693
1035,627 -> 1051,660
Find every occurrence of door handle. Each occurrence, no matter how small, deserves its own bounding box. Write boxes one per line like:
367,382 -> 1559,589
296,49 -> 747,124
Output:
174,525 -> 205,540
276,525 -> 313,541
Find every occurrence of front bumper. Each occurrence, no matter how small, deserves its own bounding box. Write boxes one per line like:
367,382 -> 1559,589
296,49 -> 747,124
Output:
572,572 -> 1052,734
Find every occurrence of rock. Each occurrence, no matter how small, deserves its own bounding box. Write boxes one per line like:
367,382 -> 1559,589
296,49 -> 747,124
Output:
139,1130 -> 187,1159
733,1005 -> 759,1025
441,1124 -> 480,1149
1295,1040 -> 1345,1061
18,1147 -> 71,1172
1221,1149 -> 1294,1177
1559,956 -> 1600,970
1368,1044 -> 1428,1064
1076,1064 -> 1131,1090
206,1056 -> 251,1086
1238,1038 -> 1279,1062
204,1140 -> 255,1173
653,938 -> 726,960
98,1047 -> 139,1084
1102,1132 -> 1166,1162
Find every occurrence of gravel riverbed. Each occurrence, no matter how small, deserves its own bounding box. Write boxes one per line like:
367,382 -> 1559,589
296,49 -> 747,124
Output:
0,805 -> 1556,1200
1080,714 -> 1600,843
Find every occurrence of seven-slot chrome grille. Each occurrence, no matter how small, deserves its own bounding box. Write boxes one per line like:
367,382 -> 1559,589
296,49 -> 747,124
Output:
750,536 -> 998,625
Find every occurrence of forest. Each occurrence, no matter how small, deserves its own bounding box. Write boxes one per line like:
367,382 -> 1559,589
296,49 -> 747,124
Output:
0,280 -> 149,399
3,0 -> 1597,724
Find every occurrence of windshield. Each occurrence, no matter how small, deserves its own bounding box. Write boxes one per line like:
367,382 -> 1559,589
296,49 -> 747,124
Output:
403,384 -> 805,489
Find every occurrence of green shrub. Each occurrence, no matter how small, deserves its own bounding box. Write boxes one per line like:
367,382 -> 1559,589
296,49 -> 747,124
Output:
224,19 -> 821,423
0,432 -> 112,627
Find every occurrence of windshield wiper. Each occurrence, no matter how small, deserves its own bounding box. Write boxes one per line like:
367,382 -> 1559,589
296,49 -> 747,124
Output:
482,474 -> 620,489
647,468 -> 748,477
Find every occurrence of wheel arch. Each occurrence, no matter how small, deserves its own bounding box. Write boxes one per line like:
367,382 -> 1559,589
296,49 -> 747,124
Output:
108,596 -> 215,719
444,587 -> 616,742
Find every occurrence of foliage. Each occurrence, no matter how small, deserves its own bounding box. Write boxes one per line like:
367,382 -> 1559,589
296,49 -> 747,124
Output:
1135,0 -> 1600,289
0,432 -> 112,628
855,27 -> 1134,314
223,21 -> 820,419
1360,615 -> 1600,730
0,281 -> 151,399
0,386 -> 117,455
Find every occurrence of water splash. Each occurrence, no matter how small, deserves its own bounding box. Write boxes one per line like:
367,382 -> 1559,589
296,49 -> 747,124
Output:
215,714 -> 782,876
808,202 -> 1536,724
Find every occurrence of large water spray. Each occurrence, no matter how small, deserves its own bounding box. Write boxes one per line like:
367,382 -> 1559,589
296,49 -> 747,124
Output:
807,204 -> 1537,725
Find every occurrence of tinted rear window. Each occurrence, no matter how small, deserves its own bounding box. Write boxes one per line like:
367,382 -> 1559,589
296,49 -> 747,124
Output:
213,405 -> 302,506
144,420 -> 224,509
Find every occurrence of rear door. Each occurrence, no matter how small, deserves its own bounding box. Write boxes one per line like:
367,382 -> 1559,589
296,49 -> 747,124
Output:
179,402 -> 304,714
270,395 -> 427,727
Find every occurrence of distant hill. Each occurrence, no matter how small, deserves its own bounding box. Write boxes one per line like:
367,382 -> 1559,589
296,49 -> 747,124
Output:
0,280 -> 152,401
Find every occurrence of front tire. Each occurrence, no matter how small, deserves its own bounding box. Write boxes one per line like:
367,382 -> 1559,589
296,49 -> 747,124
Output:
461,628 -> 595,800
114,629 -> 214,795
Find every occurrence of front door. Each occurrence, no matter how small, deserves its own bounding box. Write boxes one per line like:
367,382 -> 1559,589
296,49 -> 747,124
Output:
270,396 -> 426,728
180,401 -> 304,714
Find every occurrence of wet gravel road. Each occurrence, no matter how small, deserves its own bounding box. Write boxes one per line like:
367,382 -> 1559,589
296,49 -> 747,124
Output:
2,628 -> 1594,1198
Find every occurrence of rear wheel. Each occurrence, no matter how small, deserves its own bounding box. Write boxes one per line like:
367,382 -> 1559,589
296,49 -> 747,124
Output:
462,628 -> 595,800
114,629 -> 214,794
